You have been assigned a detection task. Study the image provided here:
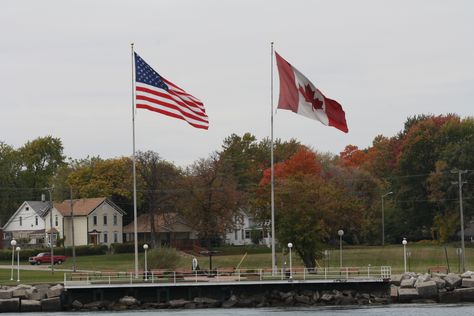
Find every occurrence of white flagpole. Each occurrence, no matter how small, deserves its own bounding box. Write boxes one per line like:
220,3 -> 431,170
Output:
270,42 -> 276,275
131,43 -> 139,278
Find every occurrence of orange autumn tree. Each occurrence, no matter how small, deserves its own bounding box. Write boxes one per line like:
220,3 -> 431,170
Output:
258,148 -> 340,268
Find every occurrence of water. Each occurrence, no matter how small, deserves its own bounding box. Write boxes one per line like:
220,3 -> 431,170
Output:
2,304 -> 473,316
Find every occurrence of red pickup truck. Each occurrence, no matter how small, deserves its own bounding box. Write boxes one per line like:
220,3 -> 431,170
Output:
28,252 -> 66,265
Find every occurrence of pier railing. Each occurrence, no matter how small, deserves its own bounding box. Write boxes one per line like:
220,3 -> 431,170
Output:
63,266 -> 391,287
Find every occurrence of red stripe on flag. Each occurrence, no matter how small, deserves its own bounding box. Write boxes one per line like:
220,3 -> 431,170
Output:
136,103 -> 209,129
136,94 -> 209,124
275,52 -> 299,112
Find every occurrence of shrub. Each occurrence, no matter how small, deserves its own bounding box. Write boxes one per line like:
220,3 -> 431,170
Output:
214,245 -> 271,255
147,247 -> 181,270
111,242 -> 146,254
63,245 -> 108,256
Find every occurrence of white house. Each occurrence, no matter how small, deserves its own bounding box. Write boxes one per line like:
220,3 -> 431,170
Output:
225,210 -> 272,246
2,201 -> 50,245
3,197 -> 126,248
51,197 -> 126,247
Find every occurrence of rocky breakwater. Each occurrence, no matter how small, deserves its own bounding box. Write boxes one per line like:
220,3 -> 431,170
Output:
70,289 -> 390,311
0,284 -> 64,313
391,271 -> 474,303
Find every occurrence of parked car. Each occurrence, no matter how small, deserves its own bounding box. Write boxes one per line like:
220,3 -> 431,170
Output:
28,252 -> 66,265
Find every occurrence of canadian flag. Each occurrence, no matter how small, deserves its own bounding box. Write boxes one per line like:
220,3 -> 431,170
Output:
275,52 -> 348,133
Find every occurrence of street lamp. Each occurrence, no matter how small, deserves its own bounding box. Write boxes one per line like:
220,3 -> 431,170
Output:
16,246 -> 21,282
338,230 -> 344,268
10,239 -> 16,281
381,192 -> 393,246
287,242 -> 293,280
143,244 -> 149,281
402,238 -> 408,273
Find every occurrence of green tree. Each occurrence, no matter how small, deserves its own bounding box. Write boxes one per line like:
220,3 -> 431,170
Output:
181,155 -> 240,248
16,136 -> 65,190
136,150 -> 183,248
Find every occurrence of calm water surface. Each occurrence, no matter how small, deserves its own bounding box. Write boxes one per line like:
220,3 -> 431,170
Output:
3,304 -> 474,316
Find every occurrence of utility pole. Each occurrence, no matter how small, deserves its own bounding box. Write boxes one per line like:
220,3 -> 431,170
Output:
69,187 -> 77,272
381,191 -> 393,246
452,169 -> 467,272
42,188 -> 54,274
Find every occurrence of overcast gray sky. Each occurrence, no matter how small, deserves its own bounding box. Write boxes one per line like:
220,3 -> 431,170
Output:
1,1 -> 473,167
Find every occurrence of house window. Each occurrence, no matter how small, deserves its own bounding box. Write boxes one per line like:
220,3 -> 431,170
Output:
103,232 -> 108,243
114,232 -> 118,243
234,230 -> 238,240
245,230 -> 251,239
103,215 -> 107,226
93,215 -> 97,226
55,215 -> 58,226
19,216 -> 22,226
26,207 -> 29,211
241,229 -> 244,240
113,214 -> 118,225
35,216 -> 38,226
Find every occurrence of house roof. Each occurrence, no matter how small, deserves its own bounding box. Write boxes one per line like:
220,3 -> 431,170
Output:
2,201 -> 51,229
26,201 -> 51,217
54,197 -> 126,217
123,213 -> 193,234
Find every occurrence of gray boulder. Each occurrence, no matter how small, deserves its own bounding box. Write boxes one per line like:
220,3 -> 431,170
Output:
71,300 -> 83,309
194,297 -> 220,307
169,299 -> 191,308
0,298 -> 20,313
416,280 -> 438,299
41,297 -> 62,312
398,288 -> 419,303
400,278 -> 416,288
0,290 -> 12,300
119,296 -> 139,306
431,276 -> 446,289
444,273 -> 462,290
11,288 -> 27,298
20,299 -> 41,312
461,271 -> 474,278
222,295 -> 238,308
294,294 -> 311,305
320,293 -> 334,302
455,287 -> 474,301
47,284 -> 64,298
462,278 -> 474,288
390,274 -> 403,286
439,290 -> 461,303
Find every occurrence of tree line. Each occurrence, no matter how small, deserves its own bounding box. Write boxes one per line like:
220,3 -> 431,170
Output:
1,114 -> 473,267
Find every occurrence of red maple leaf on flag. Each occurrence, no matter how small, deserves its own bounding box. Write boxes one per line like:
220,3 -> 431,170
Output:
298,84 -> 323,111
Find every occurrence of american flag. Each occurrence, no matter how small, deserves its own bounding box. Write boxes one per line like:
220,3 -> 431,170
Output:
134,52 -> 209,130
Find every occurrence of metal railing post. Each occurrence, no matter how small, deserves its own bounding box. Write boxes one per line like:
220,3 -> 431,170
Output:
303,268 -> 306,280
152,271 -> 154,283
173,271 -> 176,284
195,270 -> 198,283
260,269 -> 262,281
324,267 -> 327,280
130,272 -> 132,284
238,269 -> 241,282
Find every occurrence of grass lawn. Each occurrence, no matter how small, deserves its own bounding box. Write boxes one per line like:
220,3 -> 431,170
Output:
0,269 -> 64,286
1,244 -> 472,284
